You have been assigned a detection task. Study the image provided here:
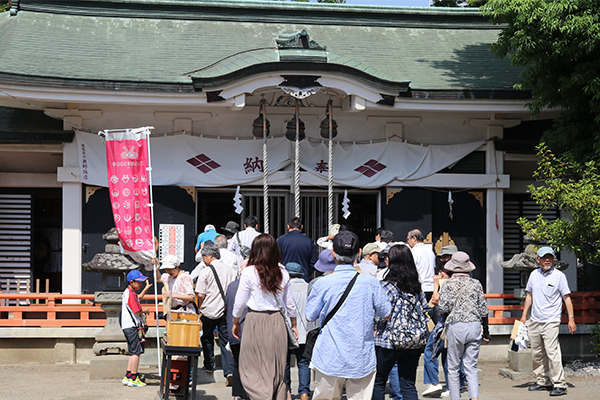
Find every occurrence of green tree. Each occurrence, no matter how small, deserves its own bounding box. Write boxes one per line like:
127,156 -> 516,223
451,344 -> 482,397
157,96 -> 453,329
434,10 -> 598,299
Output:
1,1 -> 10,12
431,0 -> 487,6
483,1 -> 600,271
483,0 -> 600,162
518,144 -> 600,265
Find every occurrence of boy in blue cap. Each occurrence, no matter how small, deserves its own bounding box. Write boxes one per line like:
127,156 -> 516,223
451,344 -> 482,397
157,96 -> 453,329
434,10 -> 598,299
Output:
122,270 -> 152,387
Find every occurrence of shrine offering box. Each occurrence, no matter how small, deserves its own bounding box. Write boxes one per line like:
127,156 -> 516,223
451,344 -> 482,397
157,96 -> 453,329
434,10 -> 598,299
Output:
167,311 -> 201,347
168,320 -> 201,347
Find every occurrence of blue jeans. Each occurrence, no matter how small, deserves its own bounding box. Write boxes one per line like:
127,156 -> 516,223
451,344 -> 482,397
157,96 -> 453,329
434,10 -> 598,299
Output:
373,346 -> 421,400
389,363 -> 402,400
423,331 -> 466,387
285,344 -> 310,395
200,315 -> 234,376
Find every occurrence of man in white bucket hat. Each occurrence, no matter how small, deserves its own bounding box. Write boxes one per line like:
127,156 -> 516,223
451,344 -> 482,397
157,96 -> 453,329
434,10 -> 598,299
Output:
520,246 -> 576,397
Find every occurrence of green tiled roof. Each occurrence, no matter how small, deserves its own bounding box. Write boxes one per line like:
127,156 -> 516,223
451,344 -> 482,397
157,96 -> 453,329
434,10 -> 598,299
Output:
0,0 -> 519,93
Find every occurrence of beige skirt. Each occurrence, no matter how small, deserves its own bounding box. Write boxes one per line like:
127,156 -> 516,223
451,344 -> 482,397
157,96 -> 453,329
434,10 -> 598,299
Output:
239,310 -> 290,400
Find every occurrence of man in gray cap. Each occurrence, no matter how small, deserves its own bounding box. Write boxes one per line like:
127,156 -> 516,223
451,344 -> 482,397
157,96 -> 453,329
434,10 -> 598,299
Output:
357,242 -> 380,277
195,244 -> 236,384
520,246 -> 576,397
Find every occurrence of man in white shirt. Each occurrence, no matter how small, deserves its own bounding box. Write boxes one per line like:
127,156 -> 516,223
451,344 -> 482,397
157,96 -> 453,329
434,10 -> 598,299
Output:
407,229 -> 435,301
229,215 -> 261,261
520,246 -> 576,397
214,234 -> 240,276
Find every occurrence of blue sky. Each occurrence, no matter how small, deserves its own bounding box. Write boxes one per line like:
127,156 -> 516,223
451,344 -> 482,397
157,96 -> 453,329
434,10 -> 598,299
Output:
345,0 -> 432,7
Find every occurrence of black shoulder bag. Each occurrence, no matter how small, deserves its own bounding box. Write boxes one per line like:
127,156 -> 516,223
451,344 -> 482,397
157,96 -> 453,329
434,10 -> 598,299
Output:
126,304 -> 148,344
235,232 -> 251,259
303,272 -> 359,361
208,264 -> 227,311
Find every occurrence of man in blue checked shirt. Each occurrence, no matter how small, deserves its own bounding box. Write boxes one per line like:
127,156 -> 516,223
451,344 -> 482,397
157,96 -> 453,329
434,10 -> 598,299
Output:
306,230 -> 392,400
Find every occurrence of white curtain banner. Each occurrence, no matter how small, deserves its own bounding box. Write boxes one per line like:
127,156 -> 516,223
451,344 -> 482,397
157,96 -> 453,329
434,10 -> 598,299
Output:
77,131 -> 292,187
299,140 -> 485,188
77,131 -> 484,189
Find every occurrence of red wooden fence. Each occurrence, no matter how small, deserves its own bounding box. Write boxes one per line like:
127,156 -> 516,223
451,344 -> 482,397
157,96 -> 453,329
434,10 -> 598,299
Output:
1,291 -> 598,327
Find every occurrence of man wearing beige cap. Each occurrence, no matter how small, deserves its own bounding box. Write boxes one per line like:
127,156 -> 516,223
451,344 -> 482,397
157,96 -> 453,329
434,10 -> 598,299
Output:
520,246 -> 576,397
357,243 -> 380,277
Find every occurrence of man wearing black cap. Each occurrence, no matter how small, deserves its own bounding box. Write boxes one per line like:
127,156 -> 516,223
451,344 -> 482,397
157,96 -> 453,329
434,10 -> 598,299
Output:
305,231 -> 392,400
221,221 -> 240,242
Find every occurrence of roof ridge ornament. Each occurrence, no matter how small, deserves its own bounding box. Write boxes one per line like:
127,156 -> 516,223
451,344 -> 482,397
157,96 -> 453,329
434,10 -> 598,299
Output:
10,0 -> 20,16
276,30 -> 326,51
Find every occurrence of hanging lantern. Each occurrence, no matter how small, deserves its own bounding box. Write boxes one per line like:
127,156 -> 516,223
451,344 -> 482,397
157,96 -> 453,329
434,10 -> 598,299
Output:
319,116 -> 338,139
251,100 -> 270,138
319,100 -> 338,139
285,116 -> 305,141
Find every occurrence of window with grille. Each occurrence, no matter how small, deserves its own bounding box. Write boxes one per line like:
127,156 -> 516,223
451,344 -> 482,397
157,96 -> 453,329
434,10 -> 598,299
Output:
503,194 -> 559,304
0,193 -> 32,304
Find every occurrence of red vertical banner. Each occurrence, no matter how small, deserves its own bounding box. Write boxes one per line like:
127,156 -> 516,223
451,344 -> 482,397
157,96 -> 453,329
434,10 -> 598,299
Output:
105,128 -> 154,264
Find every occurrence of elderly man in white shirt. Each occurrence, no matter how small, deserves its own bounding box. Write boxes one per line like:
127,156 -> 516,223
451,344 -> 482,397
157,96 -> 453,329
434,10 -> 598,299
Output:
406,229 -> 435,301
214,234 -> 240,276
192,234 -> 241,281
229,215 -> 261,261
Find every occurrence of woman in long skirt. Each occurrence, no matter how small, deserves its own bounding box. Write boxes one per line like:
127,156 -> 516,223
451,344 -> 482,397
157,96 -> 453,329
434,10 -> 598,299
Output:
232,234 -> 297,400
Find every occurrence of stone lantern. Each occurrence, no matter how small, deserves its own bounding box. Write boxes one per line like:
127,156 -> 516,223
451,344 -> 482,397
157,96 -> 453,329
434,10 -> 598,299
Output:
82,228 -> 143,379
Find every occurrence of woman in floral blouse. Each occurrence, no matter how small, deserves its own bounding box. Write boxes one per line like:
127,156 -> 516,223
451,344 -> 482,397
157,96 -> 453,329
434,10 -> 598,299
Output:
438,251 -> 490,400
153,254 -> 196,313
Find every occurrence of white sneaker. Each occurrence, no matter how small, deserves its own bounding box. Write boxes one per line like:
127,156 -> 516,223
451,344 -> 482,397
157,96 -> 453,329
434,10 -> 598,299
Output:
422,384 -> 443,397
441,390 -> 450,397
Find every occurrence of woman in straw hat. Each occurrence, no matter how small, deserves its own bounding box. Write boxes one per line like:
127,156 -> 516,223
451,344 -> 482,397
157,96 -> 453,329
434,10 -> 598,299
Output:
438,251 -> 490,400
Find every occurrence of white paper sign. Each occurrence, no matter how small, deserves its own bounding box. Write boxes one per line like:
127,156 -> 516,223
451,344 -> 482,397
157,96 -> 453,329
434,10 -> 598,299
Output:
159,224 -> 185,263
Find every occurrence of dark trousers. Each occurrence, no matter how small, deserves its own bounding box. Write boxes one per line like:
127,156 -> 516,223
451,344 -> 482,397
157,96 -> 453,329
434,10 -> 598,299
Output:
285,343 -> 311,395
230,343 -> 248,399
373,346 -> 421,400
200,314 -> 234,376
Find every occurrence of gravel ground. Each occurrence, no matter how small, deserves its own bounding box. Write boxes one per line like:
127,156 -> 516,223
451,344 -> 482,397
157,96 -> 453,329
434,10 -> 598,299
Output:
1,361 -> 599,400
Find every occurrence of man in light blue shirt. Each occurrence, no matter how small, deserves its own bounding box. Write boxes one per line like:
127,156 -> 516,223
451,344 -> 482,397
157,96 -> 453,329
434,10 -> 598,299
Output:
306,230 -> 391,400
195,224 -> 219,252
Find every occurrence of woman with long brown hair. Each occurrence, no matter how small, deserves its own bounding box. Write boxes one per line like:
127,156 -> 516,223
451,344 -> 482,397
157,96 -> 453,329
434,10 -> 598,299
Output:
232,233 -> 297,400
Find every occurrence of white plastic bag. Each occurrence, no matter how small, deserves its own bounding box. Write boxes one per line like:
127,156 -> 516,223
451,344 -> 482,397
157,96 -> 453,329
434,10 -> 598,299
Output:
514,321 -> 530,350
